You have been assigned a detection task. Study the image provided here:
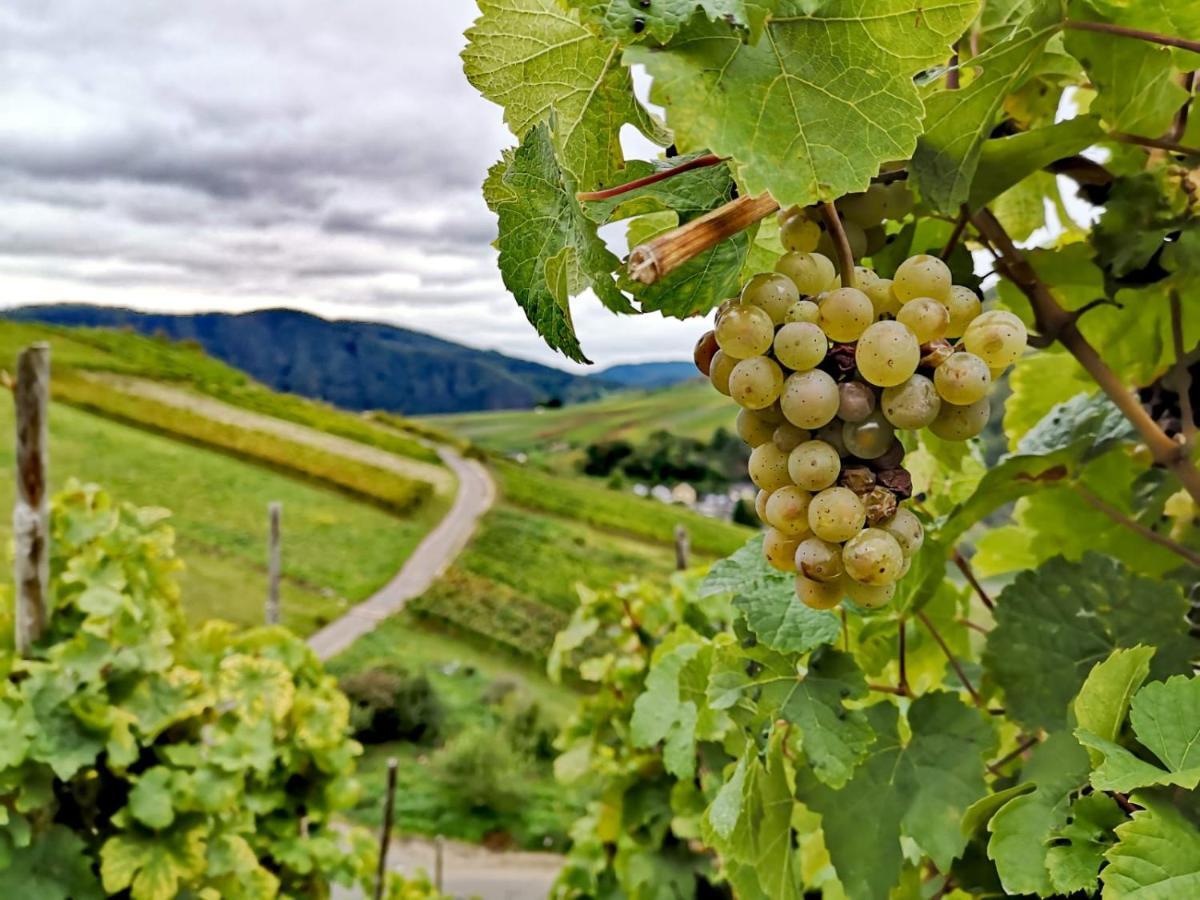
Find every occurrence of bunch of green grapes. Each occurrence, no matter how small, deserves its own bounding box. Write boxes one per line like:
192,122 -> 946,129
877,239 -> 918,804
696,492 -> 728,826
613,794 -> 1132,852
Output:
776,181 -> 914,261
693,246 -> 1026,612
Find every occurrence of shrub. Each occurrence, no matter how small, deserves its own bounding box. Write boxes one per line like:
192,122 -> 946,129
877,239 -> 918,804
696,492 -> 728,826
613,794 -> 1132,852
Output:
340,667 -> 444,745
431,724 -> 528,817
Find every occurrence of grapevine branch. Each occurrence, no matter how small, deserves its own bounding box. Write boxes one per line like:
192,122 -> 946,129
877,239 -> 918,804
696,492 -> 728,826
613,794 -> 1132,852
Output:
1073,483 -> 1200,567
952,549 -> 994,611
987,735 -> 1040,775
1167,72 -> 1196,143
1063,19 -> 1200,56
916,610 -> 983,707
576,153 -> 723,202
970,208 -> 1200,505
820,201 -> 856,287
1170,289 -> 1196,441
940,206 -> 970,260
1112,132 -> 1200,157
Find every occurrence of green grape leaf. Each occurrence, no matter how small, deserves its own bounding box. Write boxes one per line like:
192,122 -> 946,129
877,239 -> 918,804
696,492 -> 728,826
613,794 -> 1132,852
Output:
631,631 -> 710,777
968,114 -> 1104,209
1077,673 -> 1200,792
572,1 -> 751,45
463,0 -> 657,187
627,0 -> 979,209
1003,348 -> 1094,449
796,693 -> 995,900
912,0 -> 1063,213
1072,645 -> 1155,767
1014,390 -> 1135,458
961,782 -> 1036,837
0,825 -> 103,900
983,553 -> 1193,731
1102,791 -> 1200,898
22,670 -> 105,780
701,535 -> 840,653
1045,792 -> 1124,895
100,824 -> 208,900
216,655 -> 294,723
129,767 -> 179,830
0,699 -> 33,769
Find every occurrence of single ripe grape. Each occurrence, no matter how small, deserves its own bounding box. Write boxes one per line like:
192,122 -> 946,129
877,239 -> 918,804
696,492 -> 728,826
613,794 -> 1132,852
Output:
839,187 -> 889,227
819,288 -> 874,342
934,352 -> 992,405
788,439 -> 842,491
843,410 -> 895,460
852,266 -> 879,290
880,374 -> 941,429
842,528 -> 905,586
963,314 -> 1027,368
844,579 -> 896,609
837,381 -> 876,424
755,489 -> 770,523
764,527 -> 800,572
777,204 -> 803,225
785,299 -> 821,325
945,285 -> 982,338
741,272 -> 799,325
780,369 -> 840,429
708,350 -> 737,396
815,421 -> 848,456
929,397 -> 991,441
856,320 -> 920,387
795,574 -> 844,610
766,486 -> 813,538
736,408 -> 777,447
781,214 -> 821,253
748,442 -> 793,492
730,356 -> 784,410
795,536 -> 843,582
776,251 -> 837,296
693,330 -> 718,376
897,297 -> 950,343
880,508 -> 924,557
882,182 -> 915,219
715,303 -> 774,359
774,322 -> 828,371
808,486 -> 866,542
974,309 -> 1025,329
863,278 -> 902,318
773,422 -> 810,453
893,254 -> 952,303
757,401 -> 785,425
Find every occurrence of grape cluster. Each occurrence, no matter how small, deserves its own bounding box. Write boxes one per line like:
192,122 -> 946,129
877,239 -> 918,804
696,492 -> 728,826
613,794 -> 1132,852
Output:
777,182 -> 914,260
693,245 -> 1026,612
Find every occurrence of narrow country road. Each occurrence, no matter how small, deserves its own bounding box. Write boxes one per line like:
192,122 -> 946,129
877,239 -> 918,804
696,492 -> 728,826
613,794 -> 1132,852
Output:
307,445 -> 495,660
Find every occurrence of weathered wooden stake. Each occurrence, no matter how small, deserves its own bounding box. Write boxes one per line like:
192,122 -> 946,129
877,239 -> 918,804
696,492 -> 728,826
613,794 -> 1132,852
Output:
374,757 -> 399,900
266,501 -> 282,625
435,835 -> 444,892
14,343 -> 50,655
674,524 -> 690,571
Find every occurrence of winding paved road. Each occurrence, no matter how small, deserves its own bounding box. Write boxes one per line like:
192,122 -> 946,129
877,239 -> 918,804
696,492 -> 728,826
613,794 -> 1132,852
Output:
307,446 -> 496,660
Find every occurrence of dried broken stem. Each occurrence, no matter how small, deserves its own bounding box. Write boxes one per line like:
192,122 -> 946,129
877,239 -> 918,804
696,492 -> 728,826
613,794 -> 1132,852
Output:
916,610 -> 983,707
1074,483 -> 1200,568
576,153 -> 724,202
820,200 -> 856,287
952,549 -> 995,611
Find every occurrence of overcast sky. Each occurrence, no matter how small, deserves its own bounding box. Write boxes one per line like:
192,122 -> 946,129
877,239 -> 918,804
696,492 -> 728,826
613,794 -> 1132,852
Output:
0,2 -> 709,372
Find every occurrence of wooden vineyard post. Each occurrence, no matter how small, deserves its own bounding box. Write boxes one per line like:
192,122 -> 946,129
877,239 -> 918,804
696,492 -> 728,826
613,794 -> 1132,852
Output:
13,343 -> 50,655
674,524 -> 690,571
435,835 -> 444,892
266,501 -> 282,625
374,757 -> 399,900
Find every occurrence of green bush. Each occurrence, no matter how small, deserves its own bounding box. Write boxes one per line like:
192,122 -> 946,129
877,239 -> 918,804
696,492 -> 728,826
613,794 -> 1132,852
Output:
340,667 -> 444,745
431,724 -> 528,817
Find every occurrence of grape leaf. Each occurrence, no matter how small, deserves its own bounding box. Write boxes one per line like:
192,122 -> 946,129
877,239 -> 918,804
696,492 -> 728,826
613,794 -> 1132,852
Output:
572,0 -> 751,43
0,825 -> 103,900
1003,348 -> 1094,449
796,693 -> 994,900
463,0 -> 660,187
1072,646 -> 1155,767
128,767 -> 178,830
1077,673 -> 1200,792
1102,791 -> 1200,898
982,553 -> 1193,731
1045,792 -> 1124,895
631,630 -> 710,777
100,824 -> 208,900
627,0 -> 979,209
913,0 -> 1063,213
968,114 -> 1104,209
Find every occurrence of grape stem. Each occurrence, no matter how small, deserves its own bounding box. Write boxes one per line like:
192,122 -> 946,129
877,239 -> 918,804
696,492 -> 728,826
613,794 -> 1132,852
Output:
575,153 -> 724,202
952,549 -> 994,610
1073,482 -> 1200,567
1111,131 -> 1200,157
819,201 -> 856,287
898,616 -> 910,697
986,734 -> 1040,776
1170,289 -> 1197,442
971,207 -> 1200,505
1064,18 -> 1200,56
1167,72 -> 1196,144
939,206 -> 970,260
915,610 -> 983,707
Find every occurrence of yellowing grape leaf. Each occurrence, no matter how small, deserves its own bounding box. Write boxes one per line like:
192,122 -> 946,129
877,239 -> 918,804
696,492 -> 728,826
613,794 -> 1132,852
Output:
627,0 -> 979,208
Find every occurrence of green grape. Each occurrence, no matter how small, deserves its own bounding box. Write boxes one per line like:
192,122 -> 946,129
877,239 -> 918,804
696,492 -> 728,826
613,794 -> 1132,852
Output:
773,422 -> 810,453
788,439 -> 842,491
780,369 -> 840,429
715,303 -> 775,359
748,442 -> 793,491
808,486 -> 866,542
945,285 -> 982,338
963,313 -> 1027,368
896,297 -> 950,343
736,408 -> 777,447
693,330 -> 718,376
815,421 -> 848,456
818,221 -> 867,261
837,381 -> 876,423
774,322 -> 828,371
863,277 -> 902,317
842,528 -> 904,586
708,349 -> 737,396
795,574 -> 844,610
730,356 -> 784,410
755,489 -> 770,522
974,309 -> 1025,329
880,374 -> 941,429
757,401 -> 786,425
851,266 -> 879,290
776,251 -> 837,296
819,287 -> 875,342
893,254 -> 952,303
795,536 -> 843,582
929,397 -> 991,441
839,186 -> 889,227
781,214 -> 821,253
777,204 -> 804,225
785,299 -> 821,325
934,351 -> 991,405
844,579 -> 896,609
741,272 -> 800,325
764,527 -> 800,572
880,182 -> 914,219
766,486 -> 813,538
843,410 -> 895,460
880,508 -> 923,557
855,320 -> 920,387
